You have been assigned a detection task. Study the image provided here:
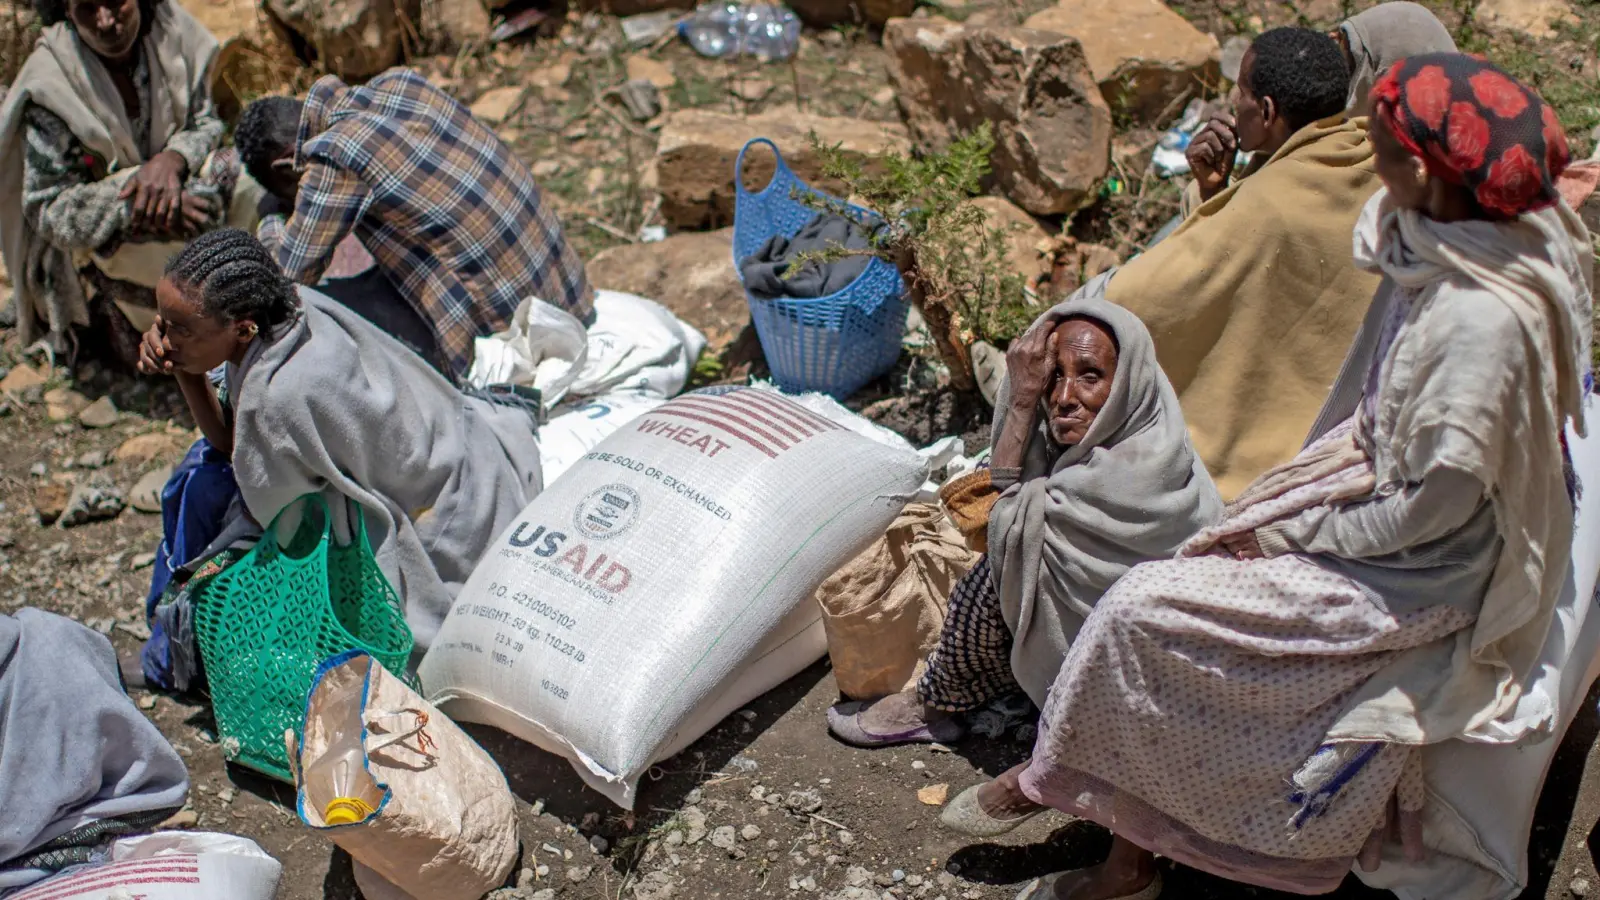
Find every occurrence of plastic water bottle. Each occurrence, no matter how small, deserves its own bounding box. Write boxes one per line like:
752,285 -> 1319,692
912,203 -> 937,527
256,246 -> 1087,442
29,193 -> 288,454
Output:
302,727 -> 375,826
679,2 -> 800,61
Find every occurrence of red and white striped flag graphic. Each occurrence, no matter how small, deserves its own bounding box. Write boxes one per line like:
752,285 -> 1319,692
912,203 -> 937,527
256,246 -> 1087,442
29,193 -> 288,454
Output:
639,388 -> 841,458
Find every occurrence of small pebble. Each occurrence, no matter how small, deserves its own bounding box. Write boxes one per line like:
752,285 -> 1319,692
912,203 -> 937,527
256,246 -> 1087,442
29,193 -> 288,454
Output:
517,868 -> 535,889
1573,879 -> 1592,898
750,785 -> 767,801
663,831 -> 685,847
565,865 -> 592,883
799,876 -> 817,892
535,864 -> 550,877
684,788 -> 703,805
217,788 -> 236,805
893,870 -> 906,882
911,761 -> 925,771
710,825 -> 737,851
741,824 -> 762,841
530,799 -> 546,816
766,839 -> 779,850
837,830 -> 856,846
588,835 -> 608,854
907,875 -> 924,887
820,778 -> 831,785
29,462 -> 45,477
137,694 -> 157,710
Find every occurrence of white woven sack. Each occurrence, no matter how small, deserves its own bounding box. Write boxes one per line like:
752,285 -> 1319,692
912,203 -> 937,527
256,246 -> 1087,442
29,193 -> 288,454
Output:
291,652 -> 519,900
7,833 -> 281,900
419,386 -> 928,807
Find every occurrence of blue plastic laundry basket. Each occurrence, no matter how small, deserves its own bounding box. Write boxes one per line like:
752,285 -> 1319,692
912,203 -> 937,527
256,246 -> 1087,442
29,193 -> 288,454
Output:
732,139 -> 909,399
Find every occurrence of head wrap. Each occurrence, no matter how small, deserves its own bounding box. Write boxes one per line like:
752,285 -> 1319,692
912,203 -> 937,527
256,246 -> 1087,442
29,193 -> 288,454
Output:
1371,52 -> 1571,218
987,276 -> 1223,706
1339,2 -> 1456,117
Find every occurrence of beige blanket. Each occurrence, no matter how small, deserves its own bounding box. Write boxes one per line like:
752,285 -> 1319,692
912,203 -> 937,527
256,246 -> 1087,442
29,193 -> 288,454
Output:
1107,115 -> 1382,499
0,2 -> 218,350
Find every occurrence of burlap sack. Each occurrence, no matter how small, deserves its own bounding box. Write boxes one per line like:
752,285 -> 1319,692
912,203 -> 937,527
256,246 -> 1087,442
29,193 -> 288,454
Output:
290,652 -> 518,900
938,469 -> 999,553
817,503 -> 979,699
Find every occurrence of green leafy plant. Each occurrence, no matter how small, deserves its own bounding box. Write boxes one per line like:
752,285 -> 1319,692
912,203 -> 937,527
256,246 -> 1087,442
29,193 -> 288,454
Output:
796,123 -> 1034,391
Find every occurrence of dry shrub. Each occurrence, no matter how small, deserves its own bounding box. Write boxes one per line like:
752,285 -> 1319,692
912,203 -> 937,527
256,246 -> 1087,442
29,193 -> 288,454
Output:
212,15 -> 316,122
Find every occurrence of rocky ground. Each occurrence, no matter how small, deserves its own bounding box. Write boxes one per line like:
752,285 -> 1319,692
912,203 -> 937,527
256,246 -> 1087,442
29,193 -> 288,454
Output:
2,0 -> 1600,896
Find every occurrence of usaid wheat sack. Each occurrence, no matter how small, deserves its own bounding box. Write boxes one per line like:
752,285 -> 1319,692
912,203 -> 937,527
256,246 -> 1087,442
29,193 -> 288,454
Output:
419,386 -> 927,806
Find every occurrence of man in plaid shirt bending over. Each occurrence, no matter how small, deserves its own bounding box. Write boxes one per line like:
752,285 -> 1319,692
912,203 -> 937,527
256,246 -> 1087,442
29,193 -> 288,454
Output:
235,69 -> 594,380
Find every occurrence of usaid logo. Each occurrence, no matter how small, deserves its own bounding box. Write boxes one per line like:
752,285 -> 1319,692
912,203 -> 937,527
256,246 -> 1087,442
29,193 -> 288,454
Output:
574,484 -> 641,541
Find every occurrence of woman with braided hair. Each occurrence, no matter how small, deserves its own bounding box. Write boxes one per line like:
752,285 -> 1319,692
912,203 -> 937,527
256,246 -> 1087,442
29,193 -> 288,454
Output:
1007,55 -> 1591,900
139,228 -> 544,649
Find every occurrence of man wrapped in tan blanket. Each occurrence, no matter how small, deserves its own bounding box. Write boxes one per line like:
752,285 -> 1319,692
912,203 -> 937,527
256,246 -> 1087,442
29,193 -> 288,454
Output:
1110,26 -> 1388,499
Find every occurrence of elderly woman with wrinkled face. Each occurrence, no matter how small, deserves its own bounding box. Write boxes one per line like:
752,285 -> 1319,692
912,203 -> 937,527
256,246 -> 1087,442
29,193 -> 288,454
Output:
827,284 -> 1222,832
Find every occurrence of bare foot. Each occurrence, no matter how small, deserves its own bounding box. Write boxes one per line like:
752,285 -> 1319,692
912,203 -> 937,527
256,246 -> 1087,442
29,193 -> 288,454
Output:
1042,839 -> 1157,900
1045,863 -> 1156,900
975,762 -> 1044,821
855,690 -> 951,734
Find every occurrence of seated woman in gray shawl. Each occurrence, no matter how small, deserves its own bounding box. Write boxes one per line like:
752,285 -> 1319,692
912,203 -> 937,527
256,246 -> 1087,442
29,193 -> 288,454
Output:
0,0 -> 258,366
135,229 -> 543,649
827,286 -> 1222,828
0,608 -> 189,893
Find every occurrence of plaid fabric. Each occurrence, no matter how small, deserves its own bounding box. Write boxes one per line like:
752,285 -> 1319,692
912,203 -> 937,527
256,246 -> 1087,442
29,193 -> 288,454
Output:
259,69 -> 593,378
916,556 -> 1019,712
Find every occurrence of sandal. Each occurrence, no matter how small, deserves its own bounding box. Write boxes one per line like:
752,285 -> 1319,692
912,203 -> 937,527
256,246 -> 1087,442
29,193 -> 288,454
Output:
1014,870 -> 1162,900
827,700 -> 966,748
939,781 -> 1041,838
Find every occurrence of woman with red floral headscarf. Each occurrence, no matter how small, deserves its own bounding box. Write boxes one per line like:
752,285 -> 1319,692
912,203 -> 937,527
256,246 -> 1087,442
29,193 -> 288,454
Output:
1005,54 -> 1592,900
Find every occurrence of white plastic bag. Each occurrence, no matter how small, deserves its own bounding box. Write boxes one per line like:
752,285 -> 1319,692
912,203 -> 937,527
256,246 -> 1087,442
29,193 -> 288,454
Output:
420,386 -> 929,807
8,833 -> 281,900
468,290 -> 707,406
292,651 -> 519,900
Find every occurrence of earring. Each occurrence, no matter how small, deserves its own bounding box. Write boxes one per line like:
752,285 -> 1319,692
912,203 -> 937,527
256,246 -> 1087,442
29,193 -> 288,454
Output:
247,323 -> 259,336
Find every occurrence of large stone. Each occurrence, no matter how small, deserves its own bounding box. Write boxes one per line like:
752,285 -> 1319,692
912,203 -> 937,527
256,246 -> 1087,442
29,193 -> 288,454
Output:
470,86 -> 525,125
1475,0 -> 1578,38
78,395 -> 118,429
968,196 -> 1050,286
587,230 -> 749,349
0,363 -> 46,396
264,0 -> 420,80
208,23 -> 304,122
130,465 -> 175,514
34,483 -> 71,526
422,0 -> 491,50
626,53 -> 676,90
884,18 -> 1113,216
114,432 -> 187,465
1023,0 -> 1220,124
652,107 -> 910,230
59,480 -> 125,528
648,107 -> 879,217
44,387 -> 89,423
785,0 -> 914,27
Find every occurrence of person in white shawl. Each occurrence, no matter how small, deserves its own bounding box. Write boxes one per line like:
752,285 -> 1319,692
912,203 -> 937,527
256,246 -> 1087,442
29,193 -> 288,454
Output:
135,229 -> 543,649
0,0 -> 257,365
827,287 -> 1222,833
1010,54 -> 1592,900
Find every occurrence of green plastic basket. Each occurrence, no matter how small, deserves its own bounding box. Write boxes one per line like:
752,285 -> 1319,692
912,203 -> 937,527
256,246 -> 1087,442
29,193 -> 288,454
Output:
195,493 -> 414,782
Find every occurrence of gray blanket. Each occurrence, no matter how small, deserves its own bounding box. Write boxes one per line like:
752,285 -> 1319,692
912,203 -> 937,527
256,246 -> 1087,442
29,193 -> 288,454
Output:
988,277 -> 1224,705
0,609 -> 190,893
229,286 -> 543,650
740,213 -> 880,301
